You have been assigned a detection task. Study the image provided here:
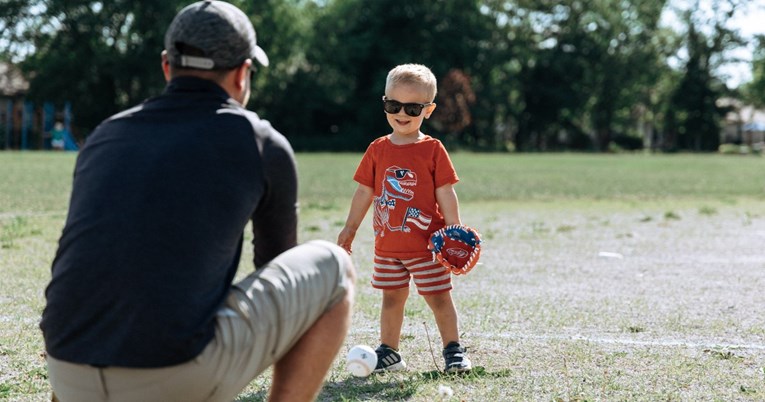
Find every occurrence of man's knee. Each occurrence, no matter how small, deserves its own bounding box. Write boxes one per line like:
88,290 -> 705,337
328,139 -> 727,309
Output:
330,241 -> 356,306
309,239 -> 356,283
337,245 -> 356,289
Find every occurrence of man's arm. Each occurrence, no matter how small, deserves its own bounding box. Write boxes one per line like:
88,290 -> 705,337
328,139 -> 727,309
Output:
337,184 -> 374,254
251,135 -> 299,267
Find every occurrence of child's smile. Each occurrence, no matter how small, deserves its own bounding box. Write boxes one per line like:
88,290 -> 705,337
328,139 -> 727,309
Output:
394,117 -> 412,127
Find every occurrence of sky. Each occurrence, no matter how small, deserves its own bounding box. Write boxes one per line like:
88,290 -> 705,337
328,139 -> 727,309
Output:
716,2 -> 765,87
661,0 -> 765,88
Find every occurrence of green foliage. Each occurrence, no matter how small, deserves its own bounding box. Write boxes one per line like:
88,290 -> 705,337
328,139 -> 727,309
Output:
718,142 -> 759,155
743,35 -> 765,108
663,1 -> 746,152
14,1 -> 185,131
0,0 -> 34,58
505,0 -> 671,151
277,0 -> 501,150
0,0 -> 758,152
611,134 -> 644,151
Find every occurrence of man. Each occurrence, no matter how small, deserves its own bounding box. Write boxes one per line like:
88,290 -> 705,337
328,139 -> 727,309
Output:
40,1 -> 355,401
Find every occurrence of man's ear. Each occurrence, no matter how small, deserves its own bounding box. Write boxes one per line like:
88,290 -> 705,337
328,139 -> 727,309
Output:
161,50 -> 171,82
233,59 -> 252,90
424,103 -> 437,119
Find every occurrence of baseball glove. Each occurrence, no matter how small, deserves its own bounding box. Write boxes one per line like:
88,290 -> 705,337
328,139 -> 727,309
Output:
428,224 -> 482,275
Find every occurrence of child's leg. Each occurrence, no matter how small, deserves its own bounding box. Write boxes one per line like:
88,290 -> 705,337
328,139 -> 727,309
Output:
380,287 -> 409,349
422,291 -> 460,347
419,282 -> 472,372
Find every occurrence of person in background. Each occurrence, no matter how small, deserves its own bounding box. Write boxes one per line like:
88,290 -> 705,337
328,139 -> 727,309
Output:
50,121 -> 65,150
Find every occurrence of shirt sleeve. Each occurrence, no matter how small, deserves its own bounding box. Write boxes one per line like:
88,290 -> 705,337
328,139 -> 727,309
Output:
251,130 -> 299,267
433,141 -> 459,188
353,143 -> 376,189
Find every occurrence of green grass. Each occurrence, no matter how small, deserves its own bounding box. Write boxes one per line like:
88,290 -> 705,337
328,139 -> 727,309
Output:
2,152 -> 763,214
299,152 -> 765,210
0,152 -> 74,214
1,151 -> 765,401
454,153 -> 764,202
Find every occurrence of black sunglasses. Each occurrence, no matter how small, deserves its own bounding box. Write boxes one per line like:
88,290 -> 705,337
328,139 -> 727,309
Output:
382,96 -> 433,117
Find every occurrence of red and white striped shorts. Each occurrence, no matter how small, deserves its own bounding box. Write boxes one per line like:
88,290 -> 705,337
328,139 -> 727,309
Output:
371,255 -> 452,295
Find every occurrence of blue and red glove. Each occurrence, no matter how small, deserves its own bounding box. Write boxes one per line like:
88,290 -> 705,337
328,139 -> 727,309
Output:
428,225 -> 482,275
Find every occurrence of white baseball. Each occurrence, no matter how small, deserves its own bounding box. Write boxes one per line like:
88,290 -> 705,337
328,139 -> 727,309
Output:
346,345 -> 377,377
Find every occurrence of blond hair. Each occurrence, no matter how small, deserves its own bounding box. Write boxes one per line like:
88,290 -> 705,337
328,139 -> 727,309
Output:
385,64 -> 437,102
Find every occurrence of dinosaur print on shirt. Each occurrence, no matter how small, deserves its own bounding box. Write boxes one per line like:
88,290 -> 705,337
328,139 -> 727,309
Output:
373,165 -> 432,237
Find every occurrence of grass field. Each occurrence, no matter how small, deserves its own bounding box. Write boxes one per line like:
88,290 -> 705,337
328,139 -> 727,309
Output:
1,151 -> 764,401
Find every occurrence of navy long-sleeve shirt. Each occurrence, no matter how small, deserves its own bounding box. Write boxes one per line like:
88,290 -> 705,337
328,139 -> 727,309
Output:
40,76 -> 298,368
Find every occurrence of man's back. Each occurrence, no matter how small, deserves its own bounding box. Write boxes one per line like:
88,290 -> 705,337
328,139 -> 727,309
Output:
41,76 -> 298,368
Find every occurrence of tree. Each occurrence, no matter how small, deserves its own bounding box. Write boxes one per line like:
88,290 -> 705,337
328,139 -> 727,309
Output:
239,0 -> 315,121
578,0 -> 669,151
280,0 -> 500,150
743,35 -> 765,108
662,0 -> 745,151
1,1 -> 313,137
0,0 -> 35,60
3,1 -> 184,133
430,69 -> 477,143
1,0 -> 752,152
482,0 -> 670,152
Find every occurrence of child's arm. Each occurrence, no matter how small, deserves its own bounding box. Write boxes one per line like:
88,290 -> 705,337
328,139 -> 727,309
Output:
435,183 -> 462,226
337,183 -> 374,254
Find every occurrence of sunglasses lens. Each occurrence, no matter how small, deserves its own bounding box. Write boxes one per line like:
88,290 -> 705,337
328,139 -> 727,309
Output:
383,100 -> 402,114
403,104 -> 423,117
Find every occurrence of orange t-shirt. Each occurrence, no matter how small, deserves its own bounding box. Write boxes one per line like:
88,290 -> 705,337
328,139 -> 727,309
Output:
354,135 -> 459,258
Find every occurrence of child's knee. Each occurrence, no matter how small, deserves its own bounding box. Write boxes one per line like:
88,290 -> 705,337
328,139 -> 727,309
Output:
382,288 -> 409,305
423,291 -> 454,309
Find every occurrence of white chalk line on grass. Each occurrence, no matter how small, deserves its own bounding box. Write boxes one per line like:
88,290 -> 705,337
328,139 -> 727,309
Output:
349,328 -> 765,351
541,333 -> 765,351
5,316 -> 763,351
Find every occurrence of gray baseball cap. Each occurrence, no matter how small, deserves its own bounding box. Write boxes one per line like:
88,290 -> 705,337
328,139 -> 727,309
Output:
165,0 -> 269,70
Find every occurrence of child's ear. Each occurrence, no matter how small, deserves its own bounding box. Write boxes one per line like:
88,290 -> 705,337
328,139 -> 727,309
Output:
424,103 -> 437,119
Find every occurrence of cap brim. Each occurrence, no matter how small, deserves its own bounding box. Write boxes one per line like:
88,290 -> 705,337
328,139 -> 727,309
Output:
253,46 -> 269,67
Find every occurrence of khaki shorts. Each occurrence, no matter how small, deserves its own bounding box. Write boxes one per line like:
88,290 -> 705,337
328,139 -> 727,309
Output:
47,240 -> 351,402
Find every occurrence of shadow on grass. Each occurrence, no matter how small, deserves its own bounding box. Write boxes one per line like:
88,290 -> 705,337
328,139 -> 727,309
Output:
417,366 -> 512,380
234,367 -> 511,401
320,366 -> 510,401
235,390 -> 268,402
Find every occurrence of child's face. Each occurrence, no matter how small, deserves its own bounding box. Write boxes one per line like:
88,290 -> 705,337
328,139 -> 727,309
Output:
384,84 -> 435,138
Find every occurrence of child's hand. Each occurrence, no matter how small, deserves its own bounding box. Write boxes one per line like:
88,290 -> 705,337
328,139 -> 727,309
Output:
337,227 -> 356,254
338,184 -> 373,255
